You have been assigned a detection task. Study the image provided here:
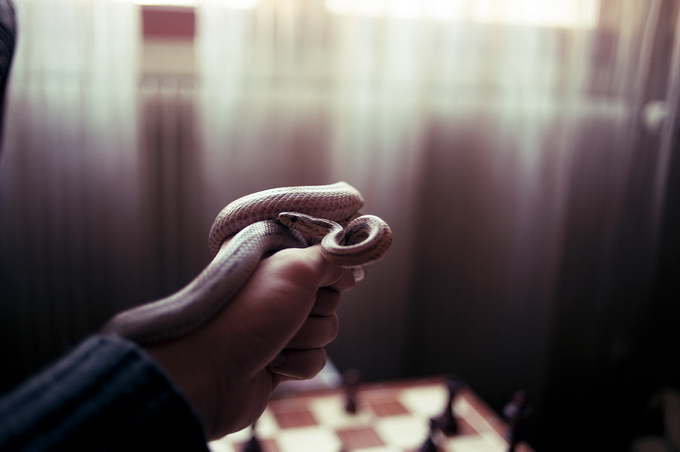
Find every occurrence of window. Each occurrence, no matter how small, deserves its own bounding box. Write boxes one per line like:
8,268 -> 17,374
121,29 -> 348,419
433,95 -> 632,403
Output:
325,0 -> 600,28
135,0 -> 259,8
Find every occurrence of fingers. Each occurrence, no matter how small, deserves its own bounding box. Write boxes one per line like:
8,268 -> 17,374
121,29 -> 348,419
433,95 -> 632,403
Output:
268,348 -> 328,380
286,313 -> 339,349
267,286 -> 340,381
212,246 -> 353,376
255,247 -> 346,381
310,287 -> 341,317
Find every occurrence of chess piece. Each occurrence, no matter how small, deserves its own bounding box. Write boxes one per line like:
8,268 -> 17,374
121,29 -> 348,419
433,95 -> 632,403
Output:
244,423 -> 262,452
419,418 -> 439,452
431,374 -> 462,436
342,368 -> 362,414
503,389 -> 532,452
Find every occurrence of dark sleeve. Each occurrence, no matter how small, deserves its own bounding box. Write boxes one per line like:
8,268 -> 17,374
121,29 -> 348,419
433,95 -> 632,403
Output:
0,335 -> 209,452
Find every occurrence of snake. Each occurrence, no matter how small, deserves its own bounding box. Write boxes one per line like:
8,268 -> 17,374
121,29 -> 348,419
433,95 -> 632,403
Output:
101,181 -> 392,345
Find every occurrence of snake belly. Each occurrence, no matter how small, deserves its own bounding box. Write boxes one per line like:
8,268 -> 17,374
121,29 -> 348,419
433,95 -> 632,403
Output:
101,181 -> 389,346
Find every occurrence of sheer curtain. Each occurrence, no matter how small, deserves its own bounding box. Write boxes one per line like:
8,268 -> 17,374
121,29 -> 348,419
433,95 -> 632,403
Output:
196,0 -> 677,396
0,0 -> 141,384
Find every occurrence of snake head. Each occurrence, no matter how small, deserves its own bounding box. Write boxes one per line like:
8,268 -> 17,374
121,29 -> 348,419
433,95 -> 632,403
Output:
277,212 -> 340,239
278,211 -> 392,268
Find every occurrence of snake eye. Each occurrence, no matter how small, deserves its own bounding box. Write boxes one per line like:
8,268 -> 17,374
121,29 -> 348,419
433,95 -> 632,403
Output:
289,215 -> 298,223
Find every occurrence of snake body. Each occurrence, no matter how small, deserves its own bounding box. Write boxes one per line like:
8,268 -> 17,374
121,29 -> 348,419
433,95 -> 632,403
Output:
102,181 -> 392,345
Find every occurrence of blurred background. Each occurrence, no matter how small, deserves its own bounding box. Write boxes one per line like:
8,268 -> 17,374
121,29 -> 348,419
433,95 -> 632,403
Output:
1,0 -> 680,449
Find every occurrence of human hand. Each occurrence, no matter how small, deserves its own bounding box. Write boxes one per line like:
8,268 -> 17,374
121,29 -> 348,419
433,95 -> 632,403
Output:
146,245 -> 355,440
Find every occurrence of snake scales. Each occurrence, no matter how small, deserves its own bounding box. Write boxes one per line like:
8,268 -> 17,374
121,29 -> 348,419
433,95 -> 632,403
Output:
101,182 -> 392,345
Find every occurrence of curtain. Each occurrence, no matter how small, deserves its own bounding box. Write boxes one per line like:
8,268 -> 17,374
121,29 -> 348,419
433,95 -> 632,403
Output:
0,0 -> 141,384
1,0 -> 679,446
196,0 -> 677,385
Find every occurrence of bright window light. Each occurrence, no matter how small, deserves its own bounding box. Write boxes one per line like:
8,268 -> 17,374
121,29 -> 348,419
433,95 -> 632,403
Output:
470,0 -> 599,28
325,0 -> 600,28
135,0 -> 259,8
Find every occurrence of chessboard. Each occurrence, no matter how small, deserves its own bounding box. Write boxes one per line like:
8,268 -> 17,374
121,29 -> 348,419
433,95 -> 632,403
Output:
208,376 -> 533,452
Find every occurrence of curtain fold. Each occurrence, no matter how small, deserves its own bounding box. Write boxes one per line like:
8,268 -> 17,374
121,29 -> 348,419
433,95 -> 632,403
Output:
0,0 -> 141,385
